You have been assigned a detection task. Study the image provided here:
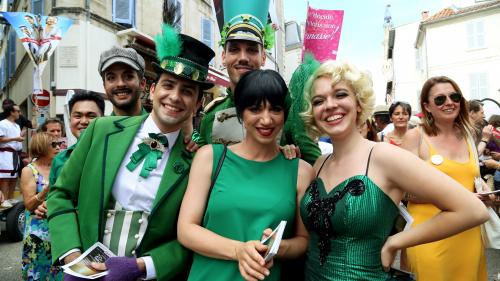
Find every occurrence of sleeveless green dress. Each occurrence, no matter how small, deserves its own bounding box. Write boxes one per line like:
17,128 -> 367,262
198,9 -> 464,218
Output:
188,144 -> 299,281
300,150 -> 400,281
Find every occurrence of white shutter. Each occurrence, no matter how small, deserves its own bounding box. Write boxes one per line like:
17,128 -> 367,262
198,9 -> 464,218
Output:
466,22 -> 474,49
7,30 -> 16,77
201,18 -> 213,48
285,22 -> 301,47
476,21 -> 485,48
479,73 -> 488,98
113,0 -> 135,26
469,72 -> 488,99
0,59 -> 6,89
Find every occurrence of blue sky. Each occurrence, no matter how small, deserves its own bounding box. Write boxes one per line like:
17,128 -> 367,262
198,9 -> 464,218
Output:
284,0 -> 476,103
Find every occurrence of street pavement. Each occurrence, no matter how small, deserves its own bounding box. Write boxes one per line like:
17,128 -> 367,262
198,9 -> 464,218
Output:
0,234 -> 499,280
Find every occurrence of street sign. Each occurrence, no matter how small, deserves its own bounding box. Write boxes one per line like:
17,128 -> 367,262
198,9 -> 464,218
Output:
31,89 -> 50,107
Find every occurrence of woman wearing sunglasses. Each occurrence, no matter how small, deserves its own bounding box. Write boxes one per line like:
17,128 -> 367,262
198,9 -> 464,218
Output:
300,64 -> 488,280
402,76 -> 489,281
20,132 -> 63,280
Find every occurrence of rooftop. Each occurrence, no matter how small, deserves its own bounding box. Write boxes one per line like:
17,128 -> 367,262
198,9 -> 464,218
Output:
423,0 -> 500,23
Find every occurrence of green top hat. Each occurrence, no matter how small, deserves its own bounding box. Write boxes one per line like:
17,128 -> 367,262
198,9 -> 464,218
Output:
153,24 -> 215,90
220,0 -> 275,50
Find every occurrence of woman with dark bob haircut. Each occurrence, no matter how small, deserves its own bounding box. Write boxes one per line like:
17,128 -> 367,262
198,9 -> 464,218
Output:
178,69 -> 314,281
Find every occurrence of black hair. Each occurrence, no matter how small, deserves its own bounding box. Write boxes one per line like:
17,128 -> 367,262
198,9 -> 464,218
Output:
69,91 -> 105,115
3,103 -> 16,116
234,69 -> 289,121
389,101 -> 412,116
2,98 -> 14,111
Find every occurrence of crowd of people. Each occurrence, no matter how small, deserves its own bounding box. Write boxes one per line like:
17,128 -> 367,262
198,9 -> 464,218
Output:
0,1 -> 499,281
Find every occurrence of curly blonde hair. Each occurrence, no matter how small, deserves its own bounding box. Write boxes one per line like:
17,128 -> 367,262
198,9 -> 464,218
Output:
301,60 -> 375,139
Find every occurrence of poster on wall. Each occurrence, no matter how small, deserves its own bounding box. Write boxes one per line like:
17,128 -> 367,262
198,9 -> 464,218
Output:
302,7 -> 344,62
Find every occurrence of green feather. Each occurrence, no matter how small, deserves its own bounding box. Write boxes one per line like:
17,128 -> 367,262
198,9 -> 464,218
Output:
263,23 -> 275,50
154,24 -> 182,62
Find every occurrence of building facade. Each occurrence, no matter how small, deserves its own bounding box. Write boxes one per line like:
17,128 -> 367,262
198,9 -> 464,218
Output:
383,0 -> 500,111
0,0 -> 284,118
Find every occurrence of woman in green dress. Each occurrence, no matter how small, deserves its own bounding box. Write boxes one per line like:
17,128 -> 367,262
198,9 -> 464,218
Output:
178,69 -> 314,281
299,60 -> 489,280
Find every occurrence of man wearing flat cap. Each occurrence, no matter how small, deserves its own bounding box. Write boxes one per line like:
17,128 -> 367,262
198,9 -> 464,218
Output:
98,46 -> 148,116
198,0 -> 320,165
47,25 -> 215,280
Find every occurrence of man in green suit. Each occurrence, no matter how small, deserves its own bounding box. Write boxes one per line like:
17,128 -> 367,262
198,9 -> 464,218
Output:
47,28 -> 215,280
198,0 -> 320,164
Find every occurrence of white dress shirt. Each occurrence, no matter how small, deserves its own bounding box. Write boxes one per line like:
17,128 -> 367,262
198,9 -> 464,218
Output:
113,115 -> 179,279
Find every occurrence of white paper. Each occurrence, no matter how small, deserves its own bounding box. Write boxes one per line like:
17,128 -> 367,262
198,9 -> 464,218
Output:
261,221 -> 287,262
398,203 -> 414,231
62,242 -> 116,279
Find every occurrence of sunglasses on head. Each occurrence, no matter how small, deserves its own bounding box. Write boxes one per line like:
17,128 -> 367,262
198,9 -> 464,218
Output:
433,92 -> 461,106
51,141 -> 63,148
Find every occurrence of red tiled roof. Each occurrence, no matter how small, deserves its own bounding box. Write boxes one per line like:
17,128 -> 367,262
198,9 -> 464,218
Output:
423,0 -> 500,23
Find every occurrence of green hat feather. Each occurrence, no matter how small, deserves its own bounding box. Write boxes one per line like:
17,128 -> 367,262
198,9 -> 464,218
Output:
154,23 -> 182,62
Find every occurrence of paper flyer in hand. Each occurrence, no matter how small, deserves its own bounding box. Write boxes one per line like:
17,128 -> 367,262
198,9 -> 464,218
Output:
261,221 -> 287,263
392,203 -> 414,233
61,242 -> 115,279
479,189 -> 500,196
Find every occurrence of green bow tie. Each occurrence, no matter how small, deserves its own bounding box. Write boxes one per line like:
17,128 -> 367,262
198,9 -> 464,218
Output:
126,133 -> 169,178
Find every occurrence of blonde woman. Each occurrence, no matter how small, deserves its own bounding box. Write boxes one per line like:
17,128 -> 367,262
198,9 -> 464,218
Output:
299,62 -> 488,280
21,132 -> 62,280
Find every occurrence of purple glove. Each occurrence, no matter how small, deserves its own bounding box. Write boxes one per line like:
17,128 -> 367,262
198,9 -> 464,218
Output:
64,274 -> 100,281
102,256 -> 143,281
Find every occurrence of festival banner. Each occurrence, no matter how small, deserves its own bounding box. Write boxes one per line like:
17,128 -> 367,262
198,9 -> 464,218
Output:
302,7 -> 344,62
2,12 -> 72,124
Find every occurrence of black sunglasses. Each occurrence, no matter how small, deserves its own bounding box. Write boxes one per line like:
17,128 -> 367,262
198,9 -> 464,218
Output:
51,141 -> 63,148
433,92 -> 461,106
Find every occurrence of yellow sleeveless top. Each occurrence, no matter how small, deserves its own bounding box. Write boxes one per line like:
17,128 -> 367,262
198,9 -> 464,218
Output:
406,136 -> 486,281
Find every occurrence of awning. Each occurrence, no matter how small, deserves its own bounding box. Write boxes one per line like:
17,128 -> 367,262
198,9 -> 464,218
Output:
118,28 -> 230,88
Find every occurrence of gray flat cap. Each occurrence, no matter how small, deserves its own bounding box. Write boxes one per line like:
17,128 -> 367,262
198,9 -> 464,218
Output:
98,46 -> 145,76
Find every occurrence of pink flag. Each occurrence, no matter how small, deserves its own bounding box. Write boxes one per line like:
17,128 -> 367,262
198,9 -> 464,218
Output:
303,7 -> 344,62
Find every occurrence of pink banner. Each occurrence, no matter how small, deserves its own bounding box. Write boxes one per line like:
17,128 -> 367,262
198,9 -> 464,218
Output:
303,7 -> 344,62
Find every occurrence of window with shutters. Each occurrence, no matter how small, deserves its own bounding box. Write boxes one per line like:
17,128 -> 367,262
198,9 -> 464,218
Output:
285,22 -> 301,48
113,0 -> 135,27
201,17 -> 214,66
466,21 -> 485,49
7,29 -> 16,78
0,59 -> 6,89
469,72 -> 488,100
32,0 -> 43,15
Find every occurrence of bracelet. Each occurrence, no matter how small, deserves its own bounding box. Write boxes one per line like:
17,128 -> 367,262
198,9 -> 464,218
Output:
35,194 -> 43,202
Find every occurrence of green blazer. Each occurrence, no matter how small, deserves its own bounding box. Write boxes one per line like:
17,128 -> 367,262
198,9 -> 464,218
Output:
47,115 -> 192,281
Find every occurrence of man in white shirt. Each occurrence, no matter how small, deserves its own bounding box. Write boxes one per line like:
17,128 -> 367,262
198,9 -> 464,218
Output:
0,104 -> 24,203
47,28 -> 215,280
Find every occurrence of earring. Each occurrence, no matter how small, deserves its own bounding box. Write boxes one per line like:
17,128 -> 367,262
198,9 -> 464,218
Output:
426,113 -> 434,125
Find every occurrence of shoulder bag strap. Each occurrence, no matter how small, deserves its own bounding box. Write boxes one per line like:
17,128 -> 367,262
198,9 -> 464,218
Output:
203,145 -> 227,215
